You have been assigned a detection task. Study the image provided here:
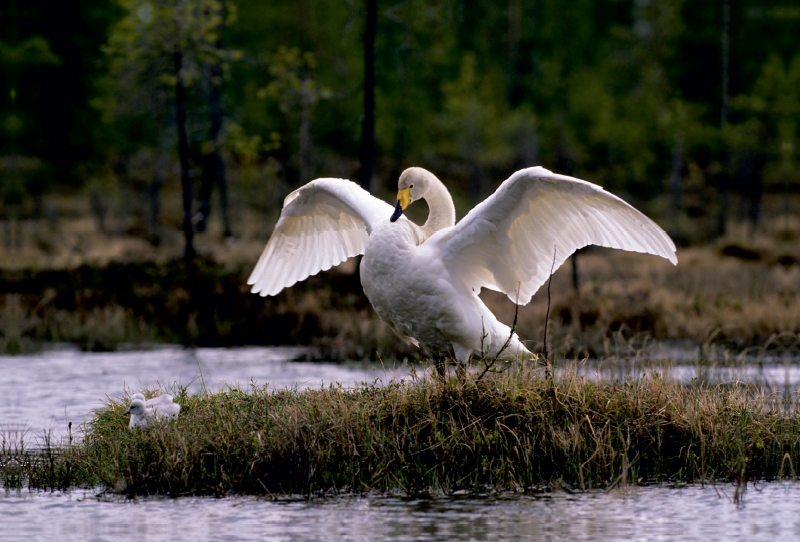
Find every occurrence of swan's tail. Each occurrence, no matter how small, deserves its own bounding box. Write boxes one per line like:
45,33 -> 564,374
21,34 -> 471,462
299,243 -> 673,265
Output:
471,304 -> 535,361
493,334 -> 534,361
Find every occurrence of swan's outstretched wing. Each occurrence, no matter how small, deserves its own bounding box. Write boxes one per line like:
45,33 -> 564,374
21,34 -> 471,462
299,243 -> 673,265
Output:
430,167 -> 677,305
248,178 -> 394,296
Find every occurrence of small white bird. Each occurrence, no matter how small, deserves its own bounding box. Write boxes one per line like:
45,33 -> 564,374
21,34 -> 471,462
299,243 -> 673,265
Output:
131,392 -> 175,407
248,167 -> 677,375
124,398 -> 181,429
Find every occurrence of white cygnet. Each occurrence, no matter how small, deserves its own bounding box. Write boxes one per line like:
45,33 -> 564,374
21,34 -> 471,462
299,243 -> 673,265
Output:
131,392 -> 175,407
124,397 -> 181,429
124,398 -> 151,429
150,401 -> 181,420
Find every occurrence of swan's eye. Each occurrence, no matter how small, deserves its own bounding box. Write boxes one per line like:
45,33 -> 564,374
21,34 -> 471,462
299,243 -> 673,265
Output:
409,184 -> 414,189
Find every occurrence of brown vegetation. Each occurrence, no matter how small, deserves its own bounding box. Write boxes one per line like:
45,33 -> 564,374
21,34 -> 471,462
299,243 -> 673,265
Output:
485,241 -> 800,358
2,210 -> 798,359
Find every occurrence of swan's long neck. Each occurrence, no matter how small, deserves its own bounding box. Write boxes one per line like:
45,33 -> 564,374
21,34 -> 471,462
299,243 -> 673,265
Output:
421,173 -> 456,240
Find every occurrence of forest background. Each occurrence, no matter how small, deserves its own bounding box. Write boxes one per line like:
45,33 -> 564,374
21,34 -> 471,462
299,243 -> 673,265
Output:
1,0 -> 799,356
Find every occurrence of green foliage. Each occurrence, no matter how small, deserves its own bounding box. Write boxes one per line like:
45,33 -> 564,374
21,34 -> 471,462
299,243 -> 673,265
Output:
6,0 -> 800,229
728,53 -> 800,195
92,0 -> 240,156
258,47 -> 330,112
0,37 -> 61,66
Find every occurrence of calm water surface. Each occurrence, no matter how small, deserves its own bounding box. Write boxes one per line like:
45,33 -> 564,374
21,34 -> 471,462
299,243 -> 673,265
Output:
2,484 -> 799,541
1,346 -> 798,541
0,346 -> 411,439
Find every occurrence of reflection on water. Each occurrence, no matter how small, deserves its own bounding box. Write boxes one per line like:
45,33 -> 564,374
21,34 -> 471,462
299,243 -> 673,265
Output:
2,484 -> 799,541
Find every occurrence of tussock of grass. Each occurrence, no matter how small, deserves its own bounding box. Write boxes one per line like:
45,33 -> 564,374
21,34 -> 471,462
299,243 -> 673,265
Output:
9,367 -> 795,497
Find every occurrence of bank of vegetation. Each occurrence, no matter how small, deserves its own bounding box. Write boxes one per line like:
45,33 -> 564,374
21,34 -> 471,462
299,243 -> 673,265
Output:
2,239 -> 798,358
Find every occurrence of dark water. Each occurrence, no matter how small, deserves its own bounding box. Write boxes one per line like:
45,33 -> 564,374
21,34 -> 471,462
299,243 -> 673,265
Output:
1,346 -> 798,541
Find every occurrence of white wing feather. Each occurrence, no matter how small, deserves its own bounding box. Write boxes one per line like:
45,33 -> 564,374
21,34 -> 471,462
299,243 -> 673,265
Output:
248,178 -> 394,296
429,167 -> 677,305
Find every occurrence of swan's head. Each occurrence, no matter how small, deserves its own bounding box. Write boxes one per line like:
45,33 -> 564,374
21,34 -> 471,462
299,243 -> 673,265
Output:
131,392 -> 145,403
124,399 -> 147,417
391,167 -> 435,222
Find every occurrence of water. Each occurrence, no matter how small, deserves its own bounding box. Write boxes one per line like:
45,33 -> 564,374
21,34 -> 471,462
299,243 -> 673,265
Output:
1,346 -> 799,541
2,484 -> 799,541
567,356 -> 799,392
0,346 -> 411,440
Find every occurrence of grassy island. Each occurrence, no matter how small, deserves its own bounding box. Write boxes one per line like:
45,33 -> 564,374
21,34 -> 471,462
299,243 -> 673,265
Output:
4,366 -> 794,497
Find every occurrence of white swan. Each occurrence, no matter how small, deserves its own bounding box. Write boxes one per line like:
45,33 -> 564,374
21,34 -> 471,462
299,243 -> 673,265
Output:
248,167 -> 677,374
124,398 -> 181,429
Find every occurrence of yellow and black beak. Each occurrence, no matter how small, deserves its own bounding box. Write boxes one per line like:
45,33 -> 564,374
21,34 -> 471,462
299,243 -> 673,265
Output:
390,188 -> 411,222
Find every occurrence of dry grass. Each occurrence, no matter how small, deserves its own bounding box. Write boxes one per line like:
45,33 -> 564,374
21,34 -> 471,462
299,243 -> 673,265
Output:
5,365 -> 794,497
484,242 -> 800,358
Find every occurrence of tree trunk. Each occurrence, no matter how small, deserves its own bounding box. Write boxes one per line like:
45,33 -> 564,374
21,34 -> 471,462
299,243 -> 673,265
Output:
359,0 -> 376,191
90,189 -> 108,234
738,152 -> 763,239
197,3 -> 233,239
717,0 -> 730,237
469,162 -> 484,205
299,93 -> 312,184
570,253 -> 579,292
174,51 -> 195,260
198,61 -> 232,237
147,151 -> 167,245
507,0 -> 522,105
669,143 -> 683,238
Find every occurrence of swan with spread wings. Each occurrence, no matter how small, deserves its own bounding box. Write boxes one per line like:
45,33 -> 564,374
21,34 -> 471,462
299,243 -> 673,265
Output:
248,167 -> 677,374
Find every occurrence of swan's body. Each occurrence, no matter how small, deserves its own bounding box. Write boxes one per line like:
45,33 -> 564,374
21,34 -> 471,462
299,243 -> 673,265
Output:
359,218 -> 530,362
124,397 -> 180,428
248,167 -> 677,372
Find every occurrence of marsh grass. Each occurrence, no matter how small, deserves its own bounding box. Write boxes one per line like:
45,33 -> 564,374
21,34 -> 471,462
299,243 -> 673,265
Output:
5,239 -> 799,358
6,366 -> 795,497
0,424 -> 97,491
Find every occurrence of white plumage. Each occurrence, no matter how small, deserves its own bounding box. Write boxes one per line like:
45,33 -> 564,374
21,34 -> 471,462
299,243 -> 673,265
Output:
248,180 -> 390,297
248,166 -> 677,374
131,392 -> 174,407
124,395 -> 181,429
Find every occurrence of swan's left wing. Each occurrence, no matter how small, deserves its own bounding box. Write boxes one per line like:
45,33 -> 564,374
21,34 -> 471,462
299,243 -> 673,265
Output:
429,167 -> 677,305
248,178 -> 394,296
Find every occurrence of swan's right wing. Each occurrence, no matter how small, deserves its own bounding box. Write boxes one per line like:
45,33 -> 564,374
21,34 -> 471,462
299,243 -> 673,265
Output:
248,178 -> 394,296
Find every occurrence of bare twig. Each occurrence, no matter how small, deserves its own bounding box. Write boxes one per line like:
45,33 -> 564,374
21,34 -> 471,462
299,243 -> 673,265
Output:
543,245 -> 556,377
477,285 -> 520,382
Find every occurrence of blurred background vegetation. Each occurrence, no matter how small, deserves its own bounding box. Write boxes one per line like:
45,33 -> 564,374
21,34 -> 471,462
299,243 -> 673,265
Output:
1,0 -> 799,354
